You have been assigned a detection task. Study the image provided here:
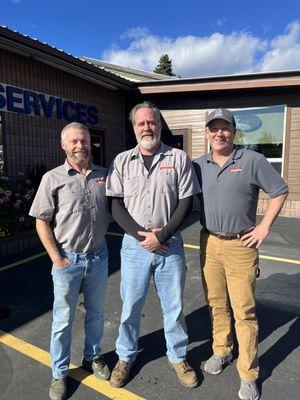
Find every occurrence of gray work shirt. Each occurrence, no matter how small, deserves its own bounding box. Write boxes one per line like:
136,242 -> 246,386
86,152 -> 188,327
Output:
106,142 -> 200,230
29,159 -> 110,253
193,147 -> 288,234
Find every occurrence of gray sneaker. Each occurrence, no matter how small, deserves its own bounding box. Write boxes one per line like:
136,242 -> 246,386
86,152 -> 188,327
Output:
239,380 -> 260,400
49,378 -> 67,400
204,354 -> 233,375
82,354 -> 111,380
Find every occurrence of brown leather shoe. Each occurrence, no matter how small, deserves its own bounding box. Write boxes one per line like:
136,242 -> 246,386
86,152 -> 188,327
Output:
169,359 -> 198,388
110,360 -> 133,388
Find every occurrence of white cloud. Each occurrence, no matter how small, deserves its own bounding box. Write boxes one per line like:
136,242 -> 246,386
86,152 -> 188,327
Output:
259,21 -> 300,72
101,21 -> 300,78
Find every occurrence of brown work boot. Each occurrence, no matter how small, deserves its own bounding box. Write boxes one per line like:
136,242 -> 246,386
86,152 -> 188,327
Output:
110,360 -> 133,388
169,359 -> 198,388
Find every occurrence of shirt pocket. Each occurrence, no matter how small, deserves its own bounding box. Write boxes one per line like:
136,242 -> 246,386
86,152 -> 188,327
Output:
123,176 -> 139,197
58,185 -> 86,212
159,170 -> 177,193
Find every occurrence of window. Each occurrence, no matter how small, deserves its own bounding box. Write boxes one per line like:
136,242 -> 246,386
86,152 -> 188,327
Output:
232,105 -> 286,175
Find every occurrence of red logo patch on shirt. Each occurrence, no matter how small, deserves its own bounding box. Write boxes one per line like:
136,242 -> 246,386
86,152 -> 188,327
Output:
95,177 -> 106,183
160,166 -> 175,170
229,167 -> 243,172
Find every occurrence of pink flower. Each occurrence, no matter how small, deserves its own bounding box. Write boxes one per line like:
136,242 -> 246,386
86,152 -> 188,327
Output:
18,172 -> 25,177
3,196 -> 9,202
4,190 -> 12,197
25,194 -> 31,200
16,199 -> 22,204
19,216 -> 25,223
14,203 -> 20,209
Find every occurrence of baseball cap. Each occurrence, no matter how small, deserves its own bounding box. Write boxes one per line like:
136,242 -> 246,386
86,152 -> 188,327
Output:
206,108 -> 236,127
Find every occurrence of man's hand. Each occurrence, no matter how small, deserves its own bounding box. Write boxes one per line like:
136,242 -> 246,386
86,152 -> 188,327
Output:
138,231 -> 169,253
53,257 -> 71,269
240,224 -> 270,248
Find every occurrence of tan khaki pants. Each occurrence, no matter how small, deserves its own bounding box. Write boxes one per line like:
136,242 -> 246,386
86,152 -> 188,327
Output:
200,230 -> 259,381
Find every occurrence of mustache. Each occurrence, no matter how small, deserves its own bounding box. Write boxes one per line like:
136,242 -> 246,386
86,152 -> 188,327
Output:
141,131 -> 154,138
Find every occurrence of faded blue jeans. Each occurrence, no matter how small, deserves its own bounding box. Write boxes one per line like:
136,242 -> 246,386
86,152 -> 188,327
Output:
50,240 -> 108,379
116,233 -> 188,363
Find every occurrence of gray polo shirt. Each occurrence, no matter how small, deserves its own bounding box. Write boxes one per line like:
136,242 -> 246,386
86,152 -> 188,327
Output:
106,142 -> 200,230
193,147 -> 288,234
29,159 -> 109,253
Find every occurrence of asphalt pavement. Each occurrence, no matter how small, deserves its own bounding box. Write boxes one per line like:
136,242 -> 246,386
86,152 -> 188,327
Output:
0,212 -> 299,400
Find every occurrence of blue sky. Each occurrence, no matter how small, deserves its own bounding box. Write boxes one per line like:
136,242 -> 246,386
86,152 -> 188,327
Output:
2,0 -> 300,77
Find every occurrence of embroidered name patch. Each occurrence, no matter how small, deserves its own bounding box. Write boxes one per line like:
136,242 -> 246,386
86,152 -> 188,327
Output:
95,177 -> 106,183
229,167 -> 243,172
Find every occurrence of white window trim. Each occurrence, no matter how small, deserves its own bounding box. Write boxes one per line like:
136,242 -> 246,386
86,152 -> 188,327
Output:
206,105 -> 287,177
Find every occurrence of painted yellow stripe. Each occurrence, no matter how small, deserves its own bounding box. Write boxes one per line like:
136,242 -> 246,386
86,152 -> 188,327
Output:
259,254 -> 300,265
183,243 -> 300,265
0,251 -> 47,271
183,244 -> 200,250
0,329 -> 145,400
1,232 -> 300,273
107,231 -> 124,237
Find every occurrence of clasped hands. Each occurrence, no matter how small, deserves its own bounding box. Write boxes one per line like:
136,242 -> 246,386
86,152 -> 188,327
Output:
138,228 -> 169,253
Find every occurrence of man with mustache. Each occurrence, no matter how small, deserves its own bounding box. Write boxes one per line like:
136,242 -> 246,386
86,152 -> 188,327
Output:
193,108 -> 288,400
106,101 -> 200,388
29,122 -> 111,400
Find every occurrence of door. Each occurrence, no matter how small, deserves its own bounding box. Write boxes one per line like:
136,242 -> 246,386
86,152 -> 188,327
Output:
90,129 -> 105,166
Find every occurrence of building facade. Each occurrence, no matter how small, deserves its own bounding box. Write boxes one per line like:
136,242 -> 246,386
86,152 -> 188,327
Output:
136,75 -> 300,217
1,26 -> 299,217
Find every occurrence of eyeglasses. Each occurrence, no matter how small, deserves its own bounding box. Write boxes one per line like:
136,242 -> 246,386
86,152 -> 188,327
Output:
208,126 -> 232,133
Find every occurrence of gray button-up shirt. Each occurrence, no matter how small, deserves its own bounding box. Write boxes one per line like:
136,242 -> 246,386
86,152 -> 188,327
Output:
106,142 -> 200,230
29,159 -> 110,253
193,147 -> 288,234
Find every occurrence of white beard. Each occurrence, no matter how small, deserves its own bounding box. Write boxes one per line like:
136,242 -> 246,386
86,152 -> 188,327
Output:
138,131 -> 161,150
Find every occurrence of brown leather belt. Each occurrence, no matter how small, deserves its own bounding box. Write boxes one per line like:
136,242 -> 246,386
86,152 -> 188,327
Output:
203,228 -> 253,240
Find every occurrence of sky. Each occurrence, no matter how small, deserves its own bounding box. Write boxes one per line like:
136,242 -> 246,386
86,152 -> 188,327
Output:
2,0 -> 300,78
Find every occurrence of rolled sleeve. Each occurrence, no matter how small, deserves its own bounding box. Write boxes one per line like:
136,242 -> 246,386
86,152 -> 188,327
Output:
29,173 -> 55,221
106,157 -> 124,197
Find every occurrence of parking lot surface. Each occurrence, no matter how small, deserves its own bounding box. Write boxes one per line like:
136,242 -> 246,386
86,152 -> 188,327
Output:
0,213 -> 299,400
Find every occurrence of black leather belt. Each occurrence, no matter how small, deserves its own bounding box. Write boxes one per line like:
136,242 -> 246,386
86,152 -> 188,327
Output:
203,228 -> 253,240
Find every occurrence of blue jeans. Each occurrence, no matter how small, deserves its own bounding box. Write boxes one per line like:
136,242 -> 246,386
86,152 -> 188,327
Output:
116,233 -> 188,363
50,240 -> 108,379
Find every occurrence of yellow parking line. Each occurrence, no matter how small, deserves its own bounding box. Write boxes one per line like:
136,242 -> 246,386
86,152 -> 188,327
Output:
0,251 -> 47,271
1,232 -> 300,273
183,243 -> 300,264
259,254 -> 300,265
183,244 -> 200,250
0,329 -> 145,400
107,231 -> 124,237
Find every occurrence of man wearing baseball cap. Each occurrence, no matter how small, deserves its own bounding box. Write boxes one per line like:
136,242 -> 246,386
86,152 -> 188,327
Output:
193,108 -> 288,400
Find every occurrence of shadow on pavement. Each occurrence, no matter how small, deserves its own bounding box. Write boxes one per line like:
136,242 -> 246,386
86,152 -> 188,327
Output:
101,272 -> 300,391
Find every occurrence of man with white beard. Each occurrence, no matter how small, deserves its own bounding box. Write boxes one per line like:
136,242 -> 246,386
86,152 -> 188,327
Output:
106,101 -> 200,389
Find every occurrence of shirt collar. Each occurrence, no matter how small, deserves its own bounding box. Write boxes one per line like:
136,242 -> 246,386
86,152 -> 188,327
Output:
63,159 -> 99,174
206,146 -> 243,163
130,141 -> 173,160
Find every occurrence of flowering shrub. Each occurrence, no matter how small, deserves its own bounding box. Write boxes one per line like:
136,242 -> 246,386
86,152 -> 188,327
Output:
0,172 -> 35,238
